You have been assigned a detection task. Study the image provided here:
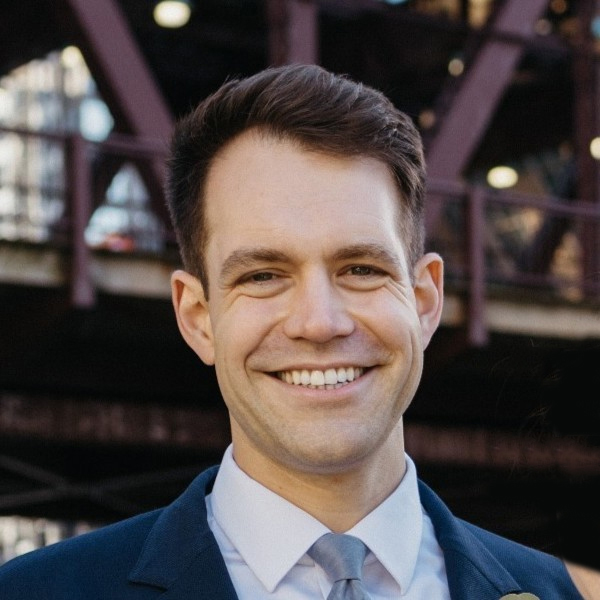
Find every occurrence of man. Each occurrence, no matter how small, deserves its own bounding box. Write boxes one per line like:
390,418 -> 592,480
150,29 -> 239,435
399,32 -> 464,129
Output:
0,64 -> 597,599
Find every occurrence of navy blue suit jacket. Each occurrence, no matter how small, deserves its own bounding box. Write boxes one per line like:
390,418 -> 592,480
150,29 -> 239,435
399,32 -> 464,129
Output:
0,466 -> 583,599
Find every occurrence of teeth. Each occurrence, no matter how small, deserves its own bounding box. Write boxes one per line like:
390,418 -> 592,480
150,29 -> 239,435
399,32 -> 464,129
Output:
324,368 -> 337,385
300,370 -> 311,385
277,367 -> 364,388
310,370 -> 325,386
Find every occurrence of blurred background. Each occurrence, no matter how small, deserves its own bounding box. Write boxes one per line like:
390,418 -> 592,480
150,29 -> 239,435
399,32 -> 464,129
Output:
0,0 -> 599,570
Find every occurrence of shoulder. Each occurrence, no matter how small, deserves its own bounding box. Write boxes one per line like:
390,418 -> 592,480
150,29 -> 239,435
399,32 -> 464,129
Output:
0,466 -> 220,600
418,479 -> 585,598
0,509 -> 162,599
419,478 -> 564,568
460,517 -> 564,568
460,519 -> 586,597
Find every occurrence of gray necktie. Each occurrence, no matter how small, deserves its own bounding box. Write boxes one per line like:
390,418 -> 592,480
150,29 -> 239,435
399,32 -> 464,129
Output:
308,533 -> 371,600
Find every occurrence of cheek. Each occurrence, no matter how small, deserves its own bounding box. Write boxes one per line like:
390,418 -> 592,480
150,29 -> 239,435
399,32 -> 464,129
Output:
383,278 -> 416,304
360,284 -> 420,335
382,282 -> 422,331
211,300 -> 281,363
356,288 -> 424,374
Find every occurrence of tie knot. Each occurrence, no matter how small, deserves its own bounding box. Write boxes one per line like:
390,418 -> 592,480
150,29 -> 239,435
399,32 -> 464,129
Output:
308,533 -> 368,583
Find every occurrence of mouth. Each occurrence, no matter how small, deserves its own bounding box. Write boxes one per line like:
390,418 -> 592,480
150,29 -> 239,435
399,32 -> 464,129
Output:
273,366 -> 366,390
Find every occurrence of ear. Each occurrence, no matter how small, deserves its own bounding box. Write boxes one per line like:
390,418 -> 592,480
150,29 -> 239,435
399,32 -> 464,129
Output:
171,269 -> 215,365
413,252 -> 444,349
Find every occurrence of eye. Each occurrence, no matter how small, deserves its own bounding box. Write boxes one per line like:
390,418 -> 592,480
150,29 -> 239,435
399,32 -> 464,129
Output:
247,272 -> 277,283
339,264 -> 389,290
234,270 -> 288,297
347,265 -> 382,277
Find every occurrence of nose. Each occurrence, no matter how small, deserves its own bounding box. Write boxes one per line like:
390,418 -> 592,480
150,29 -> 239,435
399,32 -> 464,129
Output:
282,271 -> 355,342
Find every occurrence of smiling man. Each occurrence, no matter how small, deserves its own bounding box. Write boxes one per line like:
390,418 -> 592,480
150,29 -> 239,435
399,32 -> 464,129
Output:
0,64 -> 596,599
172,131 -> 438,509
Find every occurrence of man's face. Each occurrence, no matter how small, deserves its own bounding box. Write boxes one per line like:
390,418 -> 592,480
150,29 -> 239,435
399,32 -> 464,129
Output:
173,130 -> 442,481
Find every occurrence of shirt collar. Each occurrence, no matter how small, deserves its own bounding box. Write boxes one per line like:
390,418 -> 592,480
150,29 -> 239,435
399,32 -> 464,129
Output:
209,445 -> 422,594
210,446 -> 329,592
347,453 -> 423,593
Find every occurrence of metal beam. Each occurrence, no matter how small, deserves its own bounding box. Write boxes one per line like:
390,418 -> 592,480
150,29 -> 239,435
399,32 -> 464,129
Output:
266,0 -> 319,66
0,455 -> 203,514
2,393 -> 599,477
0,455 -> 144,514
405,422 -> 600,477
67,134 -> 95,307
574,0 -> 600,296
0,393 -> 230,451
57,0 -> 174,222
59,0 -> 173,141
424,0 -> 549,232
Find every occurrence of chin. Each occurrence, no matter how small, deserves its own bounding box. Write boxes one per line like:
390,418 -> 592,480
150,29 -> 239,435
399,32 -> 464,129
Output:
280,435 -> 383,476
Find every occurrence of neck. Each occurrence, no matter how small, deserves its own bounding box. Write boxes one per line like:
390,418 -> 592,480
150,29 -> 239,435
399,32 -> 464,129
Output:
231,425 -> 406,533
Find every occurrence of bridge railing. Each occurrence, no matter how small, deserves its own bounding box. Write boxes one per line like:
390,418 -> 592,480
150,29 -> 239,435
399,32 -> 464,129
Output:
1,126 -> 599,340
426,177 -> 600,344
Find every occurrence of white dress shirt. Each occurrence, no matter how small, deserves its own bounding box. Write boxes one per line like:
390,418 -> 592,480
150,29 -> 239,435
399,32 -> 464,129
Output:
206,445 -> 450,599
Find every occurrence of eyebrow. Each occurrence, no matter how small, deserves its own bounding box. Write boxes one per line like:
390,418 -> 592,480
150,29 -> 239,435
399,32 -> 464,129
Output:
331,242 -> 403,268
219,247 -> 290,284
218,242 -> 403,284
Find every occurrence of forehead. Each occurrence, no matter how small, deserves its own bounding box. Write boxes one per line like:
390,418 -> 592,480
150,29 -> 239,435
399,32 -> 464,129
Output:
203,130 -> 406,263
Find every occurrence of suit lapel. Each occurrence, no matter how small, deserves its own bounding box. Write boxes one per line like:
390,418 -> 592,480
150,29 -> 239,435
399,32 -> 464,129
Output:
418,480 -> 525,600
155,544 -> 239,600
126,466 -> 537,599
128,466 -> 238,599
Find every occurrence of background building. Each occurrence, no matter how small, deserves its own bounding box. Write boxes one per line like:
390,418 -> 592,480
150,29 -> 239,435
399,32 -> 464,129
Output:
0,0 -> 599,569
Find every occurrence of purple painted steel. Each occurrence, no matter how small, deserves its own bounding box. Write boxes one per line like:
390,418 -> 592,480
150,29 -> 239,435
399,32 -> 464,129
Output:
60,0 -> 173,225
424,0 -> 549,233
573,0 -> 600,298
67,134 -> 96,308
0,393 -> 230,451
287,0 -> 318,65
61,0 -> 173,142
266,0 -> 288,66
2,392 -> 600,477
426,0 -> 550,178
266,0 -> 318,66
405,422 -> 600,476
466,186 -> 488,346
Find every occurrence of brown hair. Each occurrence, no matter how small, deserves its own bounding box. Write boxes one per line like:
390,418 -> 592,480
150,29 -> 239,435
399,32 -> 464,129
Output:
166,63 -> 426,296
